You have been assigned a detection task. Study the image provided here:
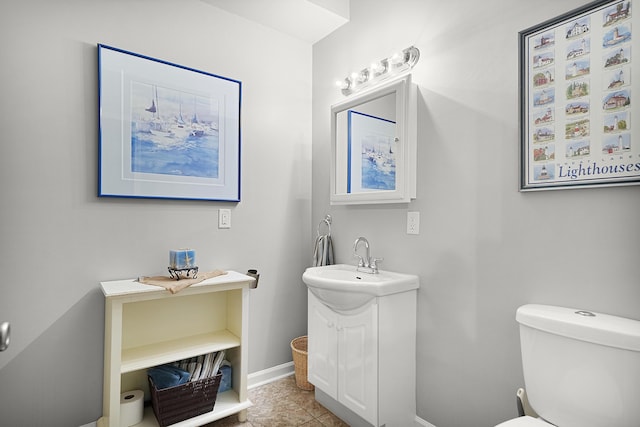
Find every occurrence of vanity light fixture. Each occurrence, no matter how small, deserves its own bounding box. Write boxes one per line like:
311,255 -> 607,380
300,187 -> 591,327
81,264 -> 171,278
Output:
337,46 -> 420,96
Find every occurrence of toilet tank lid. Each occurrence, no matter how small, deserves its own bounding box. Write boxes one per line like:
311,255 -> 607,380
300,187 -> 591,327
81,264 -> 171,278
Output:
516,304 -> 640,352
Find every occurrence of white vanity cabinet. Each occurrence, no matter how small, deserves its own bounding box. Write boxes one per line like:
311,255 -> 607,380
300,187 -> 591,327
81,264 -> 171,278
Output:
98,271 -> 253,427
308,291 -> 378,422
307,289 -> 417,427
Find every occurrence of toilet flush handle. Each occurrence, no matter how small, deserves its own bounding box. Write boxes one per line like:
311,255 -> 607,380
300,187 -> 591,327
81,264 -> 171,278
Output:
0,321 -> 10,351
575,310 -> 596,317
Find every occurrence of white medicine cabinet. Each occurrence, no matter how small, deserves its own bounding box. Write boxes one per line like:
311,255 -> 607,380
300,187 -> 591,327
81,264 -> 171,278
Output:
330,74 -> 417,205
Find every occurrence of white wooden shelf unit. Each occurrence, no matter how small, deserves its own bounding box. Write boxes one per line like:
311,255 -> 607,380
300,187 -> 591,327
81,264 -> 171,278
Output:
98,271 -> 254,427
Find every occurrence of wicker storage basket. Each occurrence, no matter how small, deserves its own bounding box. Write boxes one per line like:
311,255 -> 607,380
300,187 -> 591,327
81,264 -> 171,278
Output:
148,371 -> 222,427
291,336 -> 314,391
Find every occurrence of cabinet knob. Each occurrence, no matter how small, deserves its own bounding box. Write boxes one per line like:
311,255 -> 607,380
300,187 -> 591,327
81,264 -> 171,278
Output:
327,321 -> 334,328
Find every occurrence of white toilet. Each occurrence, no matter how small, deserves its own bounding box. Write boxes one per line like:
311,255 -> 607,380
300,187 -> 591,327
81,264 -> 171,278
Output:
497,304 -> 640,427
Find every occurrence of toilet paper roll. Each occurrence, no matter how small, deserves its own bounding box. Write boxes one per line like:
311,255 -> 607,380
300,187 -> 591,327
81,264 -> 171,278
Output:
120,389 -> 144,427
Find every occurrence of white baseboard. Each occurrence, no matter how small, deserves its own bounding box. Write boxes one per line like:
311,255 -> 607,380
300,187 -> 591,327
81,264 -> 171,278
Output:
248,361 -> 294,389
415,415 -> 437,427
79,422 -> 97,427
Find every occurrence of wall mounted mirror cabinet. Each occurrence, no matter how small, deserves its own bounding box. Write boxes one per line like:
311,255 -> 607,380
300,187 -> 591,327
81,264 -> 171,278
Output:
330,75 -> 417,205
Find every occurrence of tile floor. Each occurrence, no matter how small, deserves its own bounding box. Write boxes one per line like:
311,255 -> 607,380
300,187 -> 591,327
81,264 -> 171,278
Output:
205,375 -> 349,427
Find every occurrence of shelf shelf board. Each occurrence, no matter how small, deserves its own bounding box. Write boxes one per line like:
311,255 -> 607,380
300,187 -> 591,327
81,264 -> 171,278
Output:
101,270 -> 253,298
121,330 -> 240,373
134,391 -> 252,426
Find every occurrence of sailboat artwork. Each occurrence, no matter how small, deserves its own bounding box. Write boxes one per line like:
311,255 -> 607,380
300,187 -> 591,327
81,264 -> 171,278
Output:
348,110 -> 397,192
99,44 -> 242,201
130,81 -> 220,179
360,133 -> 396,190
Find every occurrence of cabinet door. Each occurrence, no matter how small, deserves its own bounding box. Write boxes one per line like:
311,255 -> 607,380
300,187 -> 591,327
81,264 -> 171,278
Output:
337,301 -> 378,425
307,291 -> 338,398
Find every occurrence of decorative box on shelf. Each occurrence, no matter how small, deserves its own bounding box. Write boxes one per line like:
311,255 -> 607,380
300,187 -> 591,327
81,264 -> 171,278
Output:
169,249 -> 198,280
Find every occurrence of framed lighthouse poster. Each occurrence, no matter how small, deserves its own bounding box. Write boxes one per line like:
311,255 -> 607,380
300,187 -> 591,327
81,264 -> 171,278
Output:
519,0 -> 639,190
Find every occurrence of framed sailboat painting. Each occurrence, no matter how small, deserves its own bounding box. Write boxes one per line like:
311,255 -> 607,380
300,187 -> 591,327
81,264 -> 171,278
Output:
98,44 -> 241,201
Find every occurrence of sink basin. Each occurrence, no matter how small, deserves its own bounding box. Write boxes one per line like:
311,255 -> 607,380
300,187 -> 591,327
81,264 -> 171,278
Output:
302,264 -> 419,311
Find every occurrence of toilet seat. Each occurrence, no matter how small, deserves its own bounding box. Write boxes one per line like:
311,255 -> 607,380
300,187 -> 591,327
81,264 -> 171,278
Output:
495,416 -> 551,426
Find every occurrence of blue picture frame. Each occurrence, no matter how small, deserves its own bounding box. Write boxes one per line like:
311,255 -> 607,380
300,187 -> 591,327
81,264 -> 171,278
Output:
98,44 -> 242,201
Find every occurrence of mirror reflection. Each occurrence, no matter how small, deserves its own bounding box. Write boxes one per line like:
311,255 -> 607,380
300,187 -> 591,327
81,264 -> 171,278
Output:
335,92 -> 396,195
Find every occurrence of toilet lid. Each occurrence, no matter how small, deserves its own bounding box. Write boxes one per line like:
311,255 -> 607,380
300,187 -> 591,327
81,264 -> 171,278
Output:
495,416 -> 551,427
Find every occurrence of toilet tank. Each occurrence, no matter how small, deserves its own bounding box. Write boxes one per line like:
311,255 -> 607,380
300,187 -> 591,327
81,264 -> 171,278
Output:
516,304 -> 640,427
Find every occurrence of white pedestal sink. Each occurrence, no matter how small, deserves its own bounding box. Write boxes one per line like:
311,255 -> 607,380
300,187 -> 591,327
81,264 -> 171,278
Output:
302,263 -> 419,311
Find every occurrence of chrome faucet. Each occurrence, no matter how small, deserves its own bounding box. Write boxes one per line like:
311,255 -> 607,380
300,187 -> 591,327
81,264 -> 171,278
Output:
353,237 -> 382,274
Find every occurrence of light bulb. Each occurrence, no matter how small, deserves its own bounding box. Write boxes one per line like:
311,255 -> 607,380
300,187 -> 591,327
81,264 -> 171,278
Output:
337,46 -> 420,96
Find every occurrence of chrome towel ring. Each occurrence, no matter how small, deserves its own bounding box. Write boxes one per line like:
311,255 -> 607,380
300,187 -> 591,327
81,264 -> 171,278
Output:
317,214 -> 332,236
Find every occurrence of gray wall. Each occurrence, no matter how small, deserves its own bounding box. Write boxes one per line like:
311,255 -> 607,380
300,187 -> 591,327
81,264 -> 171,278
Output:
2,1 -> 639,426
0,1 -> 311,426
312,1 -> 640,426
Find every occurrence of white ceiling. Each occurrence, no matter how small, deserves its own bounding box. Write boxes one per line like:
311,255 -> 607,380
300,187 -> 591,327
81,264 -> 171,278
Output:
201,0 -> 350,44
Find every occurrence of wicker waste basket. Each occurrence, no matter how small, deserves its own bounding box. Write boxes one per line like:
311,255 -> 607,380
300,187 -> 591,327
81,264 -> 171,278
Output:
291,336 -> 314,391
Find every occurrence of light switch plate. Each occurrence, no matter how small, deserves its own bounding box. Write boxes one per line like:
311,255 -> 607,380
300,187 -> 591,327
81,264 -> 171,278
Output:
218,209 -> 231,229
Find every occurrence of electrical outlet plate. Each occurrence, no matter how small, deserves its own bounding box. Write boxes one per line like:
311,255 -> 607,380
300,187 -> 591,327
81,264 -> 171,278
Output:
218,209 -> 231,229
407,211 -> 420,235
